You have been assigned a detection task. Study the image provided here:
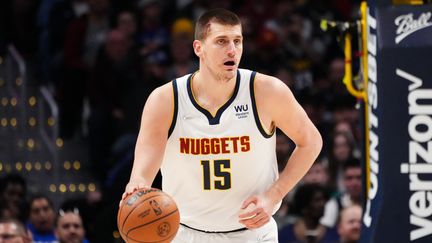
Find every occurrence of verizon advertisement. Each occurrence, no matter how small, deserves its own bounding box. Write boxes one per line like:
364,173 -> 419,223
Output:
360,4 -> 432,243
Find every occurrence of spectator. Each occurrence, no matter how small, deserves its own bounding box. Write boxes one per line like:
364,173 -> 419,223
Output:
279,184 -> 338,243
0,202 -> 15,220
87,29 -> 141,181
0,218 -> 32,243
274,65 -> 295,89
27,195 -> 56,243
253,27 -> 283,74
55,208 -> 88,243
136,0 -> 169,57
327,131 -> 358,190
302,157 -> 330,187
0,174 -> 28,223
321,158 -> 362,228
60,191 -> 103,242
267,7 -> 323,92
42,0 -> 89,88
165,17 -> 198,80
337,204 -> 362,243
116,10 -> 137,39
333,121 -> 361,157
59,0 -> 111,139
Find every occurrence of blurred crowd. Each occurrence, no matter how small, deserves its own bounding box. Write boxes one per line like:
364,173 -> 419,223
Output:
1,0 -> 364,242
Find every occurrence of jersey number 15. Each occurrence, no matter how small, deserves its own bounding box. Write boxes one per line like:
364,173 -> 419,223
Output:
201,160 -> 231,190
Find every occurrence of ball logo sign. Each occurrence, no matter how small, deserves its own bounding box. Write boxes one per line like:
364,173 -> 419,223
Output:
395,12 -> 432,44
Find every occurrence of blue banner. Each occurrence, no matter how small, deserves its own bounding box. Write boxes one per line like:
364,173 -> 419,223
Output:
361,3 -> 432,243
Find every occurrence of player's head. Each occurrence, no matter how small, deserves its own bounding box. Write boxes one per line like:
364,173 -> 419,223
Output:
337,204 -> 362,243
0,218 -> 32,243
55,208 -> 85,243
194,8 -> 241,41
193,9 -> 242,81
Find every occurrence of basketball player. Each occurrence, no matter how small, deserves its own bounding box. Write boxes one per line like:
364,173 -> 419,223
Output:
121,8 -> 322,242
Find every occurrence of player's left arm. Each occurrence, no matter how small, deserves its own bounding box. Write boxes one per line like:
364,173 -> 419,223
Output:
239,73 -> 322,228
261,73 -> 323,205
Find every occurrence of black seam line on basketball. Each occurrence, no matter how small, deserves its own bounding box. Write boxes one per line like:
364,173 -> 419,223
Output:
249,71 -> 273,138
187,70 -> 241,125
168,79 -> 178,138
121,194 -> 162,233
126,209 -> 179,236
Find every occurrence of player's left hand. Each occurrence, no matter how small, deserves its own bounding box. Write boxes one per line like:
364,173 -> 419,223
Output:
238,195 -> 273,229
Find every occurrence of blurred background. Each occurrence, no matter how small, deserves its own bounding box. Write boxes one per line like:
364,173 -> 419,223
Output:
0,0 -> 364,242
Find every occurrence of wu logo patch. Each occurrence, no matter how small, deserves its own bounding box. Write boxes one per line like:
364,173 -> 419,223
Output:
234,104 -> 249,119
234,105 -> 248,112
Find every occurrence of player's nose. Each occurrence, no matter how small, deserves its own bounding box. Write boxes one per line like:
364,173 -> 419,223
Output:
227,42 -> 236,57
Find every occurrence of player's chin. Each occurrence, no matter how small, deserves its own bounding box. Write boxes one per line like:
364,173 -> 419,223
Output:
222,69 -> 237,80
227,66 -> 237,73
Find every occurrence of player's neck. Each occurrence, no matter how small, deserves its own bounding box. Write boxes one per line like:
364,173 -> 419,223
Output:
192,70 -> 237,113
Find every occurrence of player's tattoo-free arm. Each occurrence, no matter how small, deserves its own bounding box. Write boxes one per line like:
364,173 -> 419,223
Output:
256,74 -> 323,206
123,83 -> 174,198
239,74 -> 322,229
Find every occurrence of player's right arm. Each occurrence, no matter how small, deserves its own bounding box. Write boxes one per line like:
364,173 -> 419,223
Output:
120,82 -> 174,204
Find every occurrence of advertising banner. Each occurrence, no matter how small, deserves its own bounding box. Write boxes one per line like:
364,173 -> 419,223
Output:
361,3 -> 432,243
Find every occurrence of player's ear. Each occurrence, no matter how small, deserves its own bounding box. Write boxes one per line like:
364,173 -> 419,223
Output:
193,39 -> 202,57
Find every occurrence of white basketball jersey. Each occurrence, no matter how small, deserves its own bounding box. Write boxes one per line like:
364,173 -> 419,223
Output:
161,69 -> 280,232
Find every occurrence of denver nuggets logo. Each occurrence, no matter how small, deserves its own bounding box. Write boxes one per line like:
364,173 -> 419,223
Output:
157,222 -> 171,237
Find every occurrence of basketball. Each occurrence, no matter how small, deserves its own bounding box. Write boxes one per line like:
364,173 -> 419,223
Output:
117,188 -> 180,243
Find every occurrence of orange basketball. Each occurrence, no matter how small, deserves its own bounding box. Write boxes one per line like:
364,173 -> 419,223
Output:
117,188 -> 180,243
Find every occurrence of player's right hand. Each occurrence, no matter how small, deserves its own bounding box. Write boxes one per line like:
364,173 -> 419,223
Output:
119,180 -> 150,207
